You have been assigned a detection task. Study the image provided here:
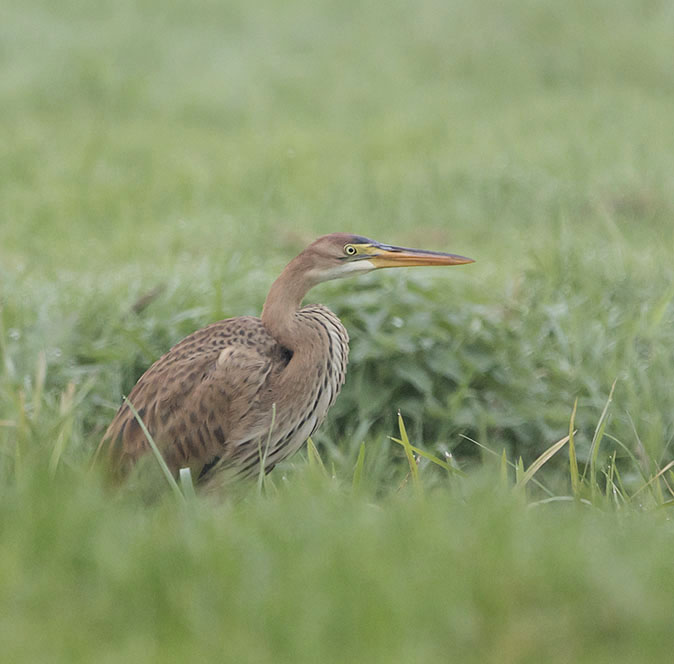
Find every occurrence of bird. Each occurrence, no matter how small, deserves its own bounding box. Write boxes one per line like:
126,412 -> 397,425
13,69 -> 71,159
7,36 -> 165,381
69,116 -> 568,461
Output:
98,233 -> 473,485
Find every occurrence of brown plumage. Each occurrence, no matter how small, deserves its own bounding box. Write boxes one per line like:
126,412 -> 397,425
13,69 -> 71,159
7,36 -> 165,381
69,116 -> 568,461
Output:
99,233 -> 473,484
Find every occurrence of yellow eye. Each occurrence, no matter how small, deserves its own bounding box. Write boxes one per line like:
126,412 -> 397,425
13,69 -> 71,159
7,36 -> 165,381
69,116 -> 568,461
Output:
344,244 -> 357,256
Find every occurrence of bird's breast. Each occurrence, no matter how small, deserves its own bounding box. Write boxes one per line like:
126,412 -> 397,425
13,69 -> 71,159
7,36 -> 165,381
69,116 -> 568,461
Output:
265,305 -> 349,466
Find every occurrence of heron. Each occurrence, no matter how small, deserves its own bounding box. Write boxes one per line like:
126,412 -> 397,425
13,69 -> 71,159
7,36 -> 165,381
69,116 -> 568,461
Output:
99,233 -> 473,484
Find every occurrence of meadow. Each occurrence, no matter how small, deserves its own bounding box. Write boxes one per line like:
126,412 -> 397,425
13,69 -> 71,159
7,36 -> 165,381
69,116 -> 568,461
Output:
2,0 -> 674,661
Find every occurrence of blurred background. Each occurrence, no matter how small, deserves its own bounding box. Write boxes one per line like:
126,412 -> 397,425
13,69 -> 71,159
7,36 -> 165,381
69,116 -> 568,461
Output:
3,3 -> 674,662
2,0 -> 674,472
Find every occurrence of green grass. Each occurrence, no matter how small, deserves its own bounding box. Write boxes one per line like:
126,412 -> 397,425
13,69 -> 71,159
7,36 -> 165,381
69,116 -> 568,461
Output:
3,465 -> 674,664
2,0 -> 674,660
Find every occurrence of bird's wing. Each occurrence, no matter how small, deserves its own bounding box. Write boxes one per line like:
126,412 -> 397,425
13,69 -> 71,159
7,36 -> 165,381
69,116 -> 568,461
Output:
99,317 -> 281,476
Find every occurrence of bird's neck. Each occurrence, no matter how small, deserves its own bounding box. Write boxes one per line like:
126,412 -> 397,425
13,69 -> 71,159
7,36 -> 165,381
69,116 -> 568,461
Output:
261,257 -> 317,350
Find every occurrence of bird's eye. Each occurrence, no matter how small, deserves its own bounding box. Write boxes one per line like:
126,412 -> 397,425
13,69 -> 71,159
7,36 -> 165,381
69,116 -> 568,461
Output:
344,244 -> 357,256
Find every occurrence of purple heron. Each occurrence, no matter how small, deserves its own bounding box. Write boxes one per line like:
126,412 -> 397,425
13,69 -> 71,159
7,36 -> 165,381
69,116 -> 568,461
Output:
100,233 -> 473,484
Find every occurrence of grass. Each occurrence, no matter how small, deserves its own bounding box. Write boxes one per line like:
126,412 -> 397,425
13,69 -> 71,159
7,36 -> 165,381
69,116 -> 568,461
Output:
3,465 -> 674,664
2,0 -> 674,660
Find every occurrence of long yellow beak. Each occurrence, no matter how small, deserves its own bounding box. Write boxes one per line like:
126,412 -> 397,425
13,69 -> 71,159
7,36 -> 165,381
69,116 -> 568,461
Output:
367,244 -> 474,269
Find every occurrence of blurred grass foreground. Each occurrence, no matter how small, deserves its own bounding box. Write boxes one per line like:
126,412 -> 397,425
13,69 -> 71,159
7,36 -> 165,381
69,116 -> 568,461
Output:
1,0 -> 674,662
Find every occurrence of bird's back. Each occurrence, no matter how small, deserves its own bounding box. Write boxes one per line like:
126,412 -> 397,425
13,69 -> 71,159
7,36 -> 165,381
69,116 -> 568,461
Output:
99,306 -> 348,483
100,317 -> 283,477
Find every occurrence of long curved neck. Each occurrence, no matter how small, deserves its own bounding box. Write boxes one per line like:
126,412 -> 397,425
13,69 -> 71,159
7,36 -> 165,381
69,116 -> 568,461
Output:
261,255 -> 317,350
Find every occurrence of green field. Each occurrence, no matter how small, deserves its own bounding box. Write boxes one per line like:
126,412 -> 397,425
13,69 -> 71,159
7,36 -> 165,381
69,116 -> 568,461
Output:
2,0 -> 674,661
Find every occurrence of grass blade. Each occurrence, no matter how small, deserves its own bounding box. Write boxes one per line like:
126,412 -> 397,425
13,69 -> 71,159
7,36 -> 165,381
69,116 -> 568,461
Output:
124,397 -> 183,502
32,351 -> 47,420
179,467 -> 197,501
389,437 -> 466,477
49,381 -> 76,476
459,433 -> 554,496
352,442 -> 366,491
396,411 -> 419,492
631,460 -> 674,500
582,379 -> 617,498
444,451 -> 463,480
307,437 -> 328,477
515,456 -> 525,485
257,403 -> 276,492
569,398 -> 580,499
514,434 -> 570,491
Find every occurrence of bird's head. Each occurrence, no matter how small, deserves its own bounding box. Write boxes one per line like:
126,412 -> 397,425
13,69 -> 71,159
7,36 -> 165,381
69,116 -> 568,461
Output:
263,233 -> 475,341
302,233 -> 474,284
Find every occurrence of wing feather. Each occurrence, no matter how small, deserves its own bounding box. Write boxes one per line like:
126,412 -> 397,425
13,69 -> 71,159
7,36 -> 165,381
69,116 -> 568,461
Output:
99,317 -> 283,477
